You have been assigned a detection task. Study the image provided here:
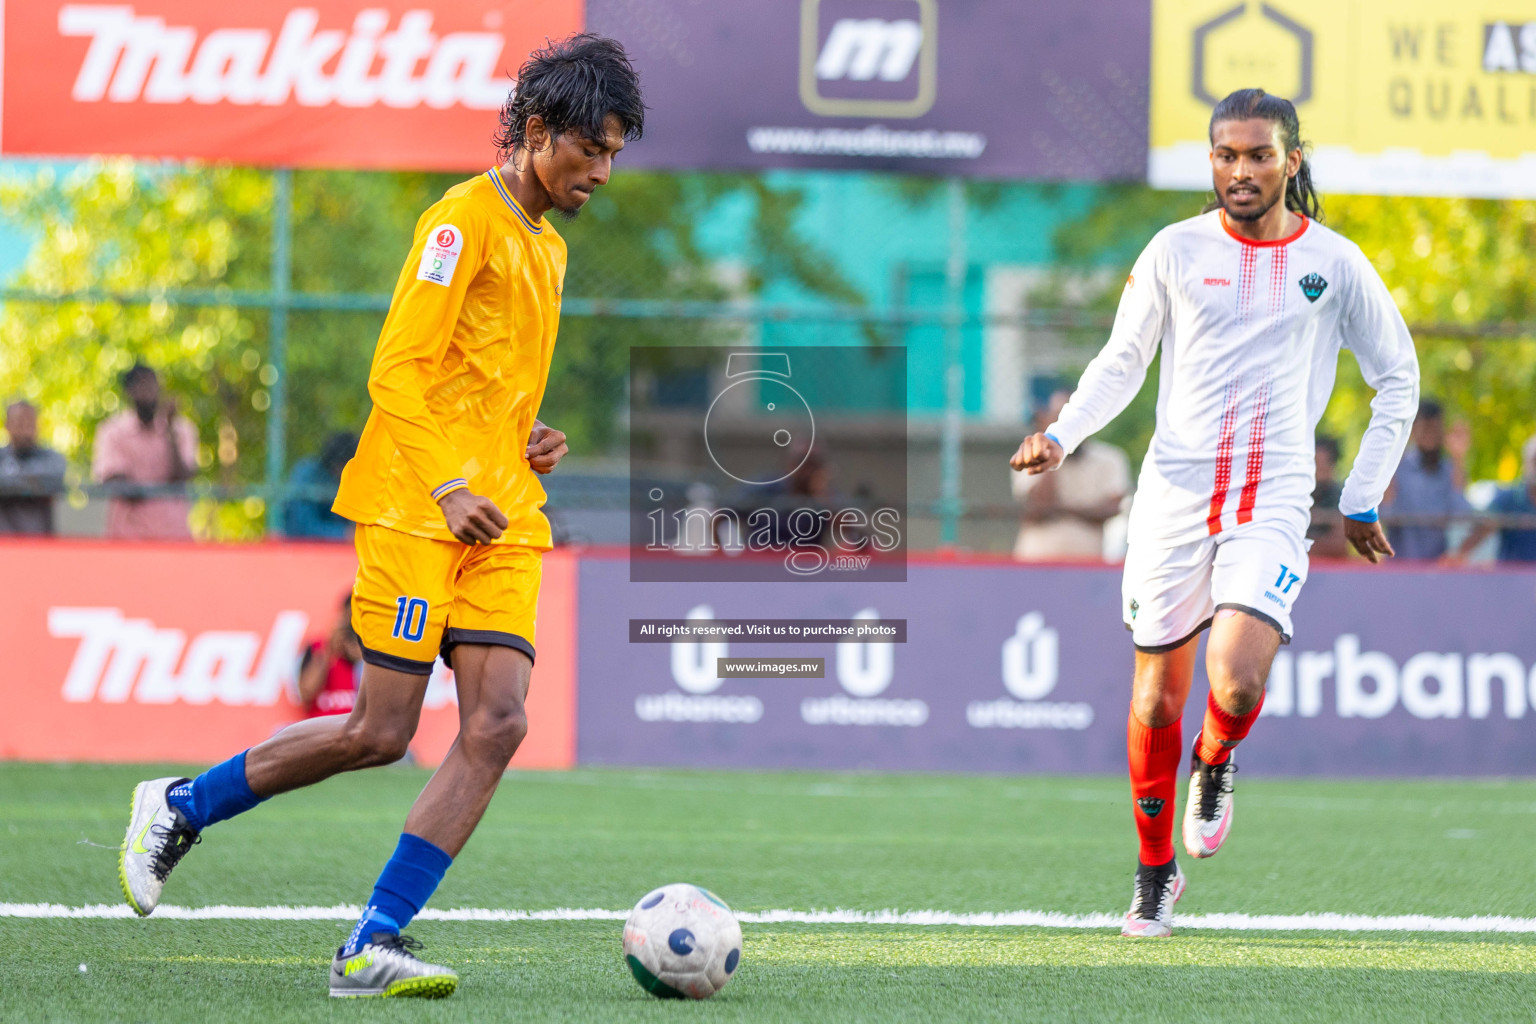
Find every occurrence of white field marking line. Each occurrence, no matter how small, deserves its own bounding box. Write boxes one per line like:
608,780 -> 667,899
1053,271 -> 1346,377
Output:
5,903 -> 1536,934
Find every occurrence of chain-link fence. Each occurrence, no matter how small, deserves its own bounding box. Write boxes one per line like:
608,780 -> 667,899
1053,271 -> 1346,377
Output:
1,164 -> 1533,556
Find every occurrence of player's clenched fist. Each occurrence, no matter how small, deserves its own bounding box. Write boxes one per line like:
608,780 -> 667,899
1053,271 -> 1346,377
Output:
526,421 -> 569,474
1010,433 -> 1065,475
437,488 -> 509,544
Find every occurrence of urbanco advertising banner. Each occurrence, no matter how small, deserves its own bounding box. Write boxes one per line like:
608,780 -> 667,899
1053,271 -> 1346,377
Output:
0,540 -> 576,768
577,553 -> 1536,776
1150,0 -> 1536,197
587,0 -> 1150,179
0,0 -> 582,169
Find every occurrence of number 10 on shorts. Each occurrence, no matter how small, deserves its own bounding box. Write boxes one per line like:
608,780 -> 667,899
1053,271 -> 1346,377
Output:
392,596 -> 429,642
1273,565 -> 1300,594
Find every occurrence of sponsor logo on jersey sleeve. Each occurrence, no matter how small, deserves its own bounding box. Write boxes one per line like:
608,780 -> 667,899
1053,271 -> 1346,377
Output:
417,224 -> 464,286
1298,272 -> 1328,302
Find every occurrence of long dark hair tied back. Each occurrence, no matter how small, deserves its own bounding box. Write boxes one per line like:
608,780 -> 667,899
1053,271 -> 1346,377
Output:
1203,88 -> 1322,222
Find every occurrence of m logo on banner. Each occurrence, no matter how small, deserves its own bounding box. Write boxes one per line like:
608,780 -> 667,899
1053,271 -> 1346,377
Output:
799,0 -> 938,118
816,19 -> 922,82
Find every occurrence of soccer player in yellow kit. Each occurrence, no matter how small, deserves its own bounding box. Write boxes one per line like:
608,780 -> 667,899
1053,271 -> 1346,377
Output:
117,35 -> 645,999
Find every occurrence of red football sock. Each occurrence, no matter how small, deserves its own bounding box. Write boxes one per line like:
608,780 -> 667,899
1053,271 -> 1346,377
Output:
1127,708 -> 1182,866
1196,691 -> 1264,765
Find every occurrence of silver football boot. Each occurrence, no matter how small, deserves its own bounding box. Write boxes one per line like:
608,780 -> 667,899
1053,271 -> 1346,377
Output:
330,933 -> 459,998
119,776 -> 200,917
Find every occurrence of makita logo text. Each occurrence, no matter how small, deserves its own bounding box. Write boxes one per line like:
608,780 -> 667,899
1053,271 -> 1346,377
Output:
48,606 -> 308,705
1204,277 -> 1231,286
59,5 -> 509,109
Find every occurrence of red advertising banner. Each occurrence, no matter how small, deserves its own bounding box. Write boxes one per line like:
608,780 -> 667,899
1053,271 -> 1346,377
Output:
0,539 -> 576,768
0,0 -> 584,169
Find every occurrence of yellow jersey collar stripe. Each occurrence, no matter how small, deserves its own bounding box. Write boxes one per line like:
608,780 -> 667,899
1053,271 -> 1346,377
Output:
488,168 -> 543,235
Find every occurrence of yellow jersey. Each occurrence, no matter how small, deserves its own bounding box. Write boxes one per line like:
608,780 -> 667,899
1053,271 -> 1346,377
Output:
333,168 -> 566,548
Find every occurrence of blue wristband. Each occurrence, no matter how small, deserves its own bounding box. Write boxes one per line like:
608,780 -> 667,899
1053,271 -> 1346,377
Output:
1345,508 -> 1379,523
1044,432 -> 1063,449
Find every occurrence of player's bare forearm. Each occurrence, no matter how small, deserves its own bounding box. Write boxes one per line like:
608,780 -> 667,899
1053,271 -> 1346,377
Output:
438,488 -> 508,544
1010,433 -> 1064,475
1342,517 -> 1394,564
526,419 -> 569,474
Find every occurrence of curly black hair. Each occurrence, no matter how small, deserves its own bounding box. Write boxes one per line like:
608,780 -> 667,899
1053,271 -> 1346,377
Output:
493,34 -> 645,160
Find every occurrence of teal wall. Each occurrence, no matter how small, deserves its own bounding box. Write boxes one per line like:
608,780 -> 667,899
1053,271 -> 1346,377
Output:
695,172 -> 1102,416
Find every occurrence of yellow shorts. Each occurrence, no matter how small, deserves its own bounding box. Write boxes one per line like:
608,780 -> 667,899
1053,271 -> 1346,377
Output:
351,524 -> 544,675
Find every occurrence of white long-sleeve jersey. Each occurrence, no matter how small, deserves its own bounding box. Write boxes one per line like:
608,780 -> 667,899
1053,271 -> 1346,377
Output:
1046,210 -> 1420,547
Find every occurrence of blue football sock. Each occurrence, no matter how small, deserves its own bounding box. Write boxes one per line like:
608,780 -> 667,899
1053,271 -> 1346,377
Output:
342,907 -> 400,958
343,834 -> 453,956
166,750 -> 266,832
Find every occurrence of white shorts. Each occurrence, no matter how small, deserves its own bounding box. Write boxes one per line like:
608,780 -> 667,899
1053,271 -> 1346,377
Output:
1121,520 -> 1309,652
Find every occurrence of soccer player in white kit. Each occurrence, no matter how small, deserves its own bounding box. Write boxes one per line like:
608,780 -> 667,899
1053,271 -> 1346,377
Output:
1011,89 -> 1419,937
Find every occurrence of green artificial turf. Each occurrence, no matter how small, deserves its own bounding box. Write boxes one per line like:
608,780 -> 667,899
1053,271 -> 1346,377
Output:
2,763 -> 1535,1022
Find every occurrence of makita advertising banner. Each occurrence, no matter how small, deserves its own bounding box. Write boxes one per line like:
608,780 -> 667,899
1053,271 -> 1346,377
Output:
590,0 -> 1150,178
0,1 -> 581,169
2,0 -> 1148,176
577,554 -> 1536,777
0,539 -> 577,767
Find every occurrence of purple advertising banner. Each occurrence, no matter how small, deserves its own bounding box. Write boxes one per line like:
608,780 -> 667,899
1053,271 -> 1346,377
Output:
586,0 -> 1149,179
576,554 -> 1536,776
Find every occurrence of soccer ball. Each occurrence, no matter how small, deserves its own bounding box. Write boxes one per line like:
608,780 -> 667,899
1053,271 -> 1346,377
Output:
622,883 -> 742,999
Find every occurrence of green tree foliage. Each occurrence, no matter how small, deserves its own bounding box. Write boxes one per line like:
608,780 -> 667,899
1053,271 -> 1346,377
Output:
1037,188 -> 1536,482
0,162 -> 863,536
1321,196 -> 1536,482
0,161 -> 275,536
0,162 -> 270,470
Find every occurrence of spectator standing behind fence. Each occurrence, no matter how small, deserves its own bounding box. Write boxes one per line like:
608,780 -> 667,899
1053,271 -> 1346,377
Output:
296,595 -> 363,717
283,432 -> 358,540
1447,435 -> 1536,564
91,363 -> 198,540
1011,390 -> 1130,561
0,400 -> 67,535
1307,435 -> 1349,559
1380,399 -> 1470,560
